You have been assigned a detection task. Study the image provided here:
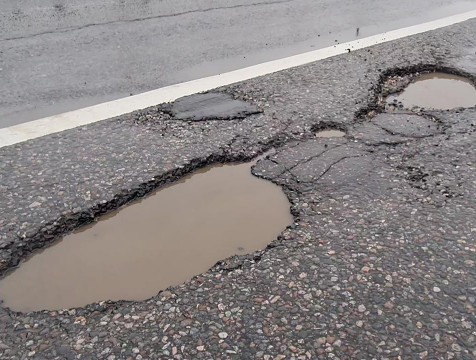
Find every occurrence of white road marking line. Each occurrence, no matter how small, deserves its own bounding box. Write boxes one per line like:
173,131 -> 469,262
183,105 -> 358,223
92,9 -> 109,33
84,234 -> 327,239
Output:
1,9 -> 476,148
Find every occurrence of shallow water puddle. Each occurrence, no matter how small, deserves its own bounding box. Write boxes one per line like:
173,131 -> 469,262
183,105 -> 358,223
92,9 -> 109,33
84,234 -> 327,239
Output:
0,159 -> 292,312
316,129 -> 345,138
386,72 -> 476,110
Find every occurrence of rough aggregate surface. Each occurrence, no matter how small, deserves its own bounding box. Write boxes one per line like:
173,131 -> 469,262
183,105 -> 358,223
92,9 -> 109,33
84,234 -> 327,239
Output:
1,19 -> 476,359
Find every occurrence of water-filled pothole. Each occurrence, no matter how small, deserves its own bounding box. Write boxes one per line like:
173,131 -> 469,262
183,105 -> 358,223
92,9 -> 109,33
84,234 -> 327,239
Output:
0,158 -> 292,312
316,129 -> 345,138
386,72 -> 476,110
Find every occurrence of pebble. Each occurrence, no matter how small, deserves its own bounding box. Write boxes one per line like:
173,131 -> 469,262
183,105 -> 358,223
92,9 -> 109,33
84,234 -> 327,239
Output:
361,266 -> 371,273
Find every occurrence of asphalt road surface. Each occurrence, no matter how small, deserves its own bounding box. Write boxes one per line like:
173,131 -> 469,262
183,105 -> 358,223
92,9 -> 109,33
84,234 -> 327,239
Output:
1,0 -> 476,128
1,16 -> 476,359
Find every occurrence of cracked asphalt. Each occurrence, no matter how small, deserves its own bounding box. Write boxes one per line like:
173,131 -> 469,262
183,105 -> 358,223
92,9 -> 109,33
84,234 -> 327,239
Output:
1,18 -> 476,360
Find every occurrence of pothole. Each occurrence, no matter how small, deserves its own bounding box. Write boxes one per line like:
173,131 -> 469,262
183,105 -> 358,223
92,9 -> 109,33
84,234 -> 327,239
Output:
315,129 -> 345,138
386,72 -> 476,111
0,158 -> 292,312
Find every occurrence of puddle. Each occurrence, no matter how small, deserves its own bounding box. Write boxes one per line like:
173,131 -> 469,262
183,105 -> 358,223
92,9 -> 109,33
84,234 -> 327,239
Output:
0,159 -> 292,312
316,129 -> 345,138
386,72 -> 476,110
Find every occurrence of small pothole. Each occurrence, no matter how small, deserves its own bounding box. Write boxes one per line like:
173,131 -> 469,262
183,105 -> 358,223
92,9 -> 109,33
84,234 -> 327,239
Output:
385,72 -> 476,111
0,158 -> 292,312
315,129 -> 345,138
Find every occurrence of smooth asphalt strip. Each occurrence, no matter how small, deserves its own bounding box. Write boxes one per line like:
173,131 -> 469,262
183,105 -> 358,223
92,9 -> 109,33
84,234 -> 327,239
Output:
1,19 -> 476,359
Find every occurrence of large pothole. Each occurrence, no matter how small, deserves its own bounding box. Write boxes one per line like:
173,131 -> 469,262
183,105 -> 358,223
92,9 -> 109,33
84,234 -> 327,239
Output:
386,72 -> 476,111
0,158 -> 292,312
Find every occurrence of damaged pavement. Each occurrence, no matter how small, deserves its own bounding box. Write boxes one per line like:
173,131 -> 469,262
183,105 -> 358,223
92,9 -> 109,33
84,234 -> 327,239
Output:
1,18 -> 476,360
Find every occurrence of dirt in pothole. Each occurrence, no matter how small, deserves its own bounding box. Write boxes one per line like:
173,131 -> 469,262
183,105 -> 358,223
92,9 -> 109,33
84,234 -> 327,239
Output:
0,158 -> 292,312
386,72 -> 476,111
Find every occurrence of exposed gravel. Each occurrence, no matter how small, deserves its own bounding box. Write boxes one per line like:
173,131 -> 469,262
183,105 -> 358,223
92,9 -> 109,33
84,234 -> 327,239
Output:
1,18 -> 476,360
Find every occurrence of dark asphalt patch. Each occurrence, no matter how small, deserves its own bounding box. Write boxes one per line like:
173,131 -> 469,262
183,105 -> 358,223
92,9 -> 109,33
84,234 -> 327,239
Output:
162,92 -> 261,121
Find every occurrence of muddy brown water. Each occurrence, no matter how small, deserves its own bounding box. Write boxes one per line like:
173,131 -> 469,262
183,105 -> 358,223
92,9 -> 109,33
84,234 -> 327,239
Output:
316,129 -> 346,138
386,72 -> 476,110
0,159 -> 292,312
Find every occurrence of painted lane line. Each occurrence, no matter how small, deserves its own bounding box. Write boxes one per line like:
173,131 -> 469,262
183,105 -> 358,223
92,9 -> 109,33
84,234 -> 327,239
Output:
1,9 -> 476,148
